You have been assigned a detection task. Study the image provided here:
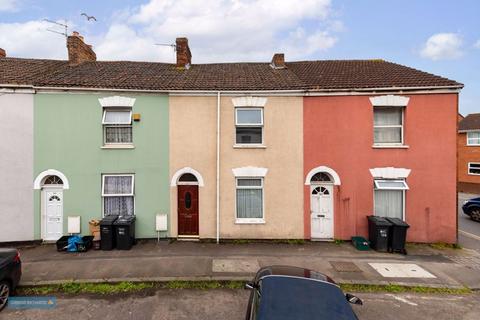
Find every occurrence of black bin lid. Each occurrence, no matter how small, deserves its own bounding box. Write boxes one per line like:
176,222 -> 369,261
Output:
367,215 -> 392,226
385,217 -> 410,228
100,215 -> 119,225
114,215 -> 136,225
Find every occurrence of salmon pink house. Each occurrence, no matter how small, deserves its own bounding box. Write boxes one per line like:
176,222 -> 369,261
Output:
0,34 -> 462,244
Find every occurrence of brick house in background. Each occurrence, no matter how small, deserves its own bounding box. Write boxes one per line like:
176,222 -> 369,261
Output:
458,113 -> 480,194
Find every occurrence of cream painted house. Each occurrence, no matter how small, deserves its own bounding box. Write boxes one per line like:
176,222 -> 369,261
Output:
169,95 -> 304,239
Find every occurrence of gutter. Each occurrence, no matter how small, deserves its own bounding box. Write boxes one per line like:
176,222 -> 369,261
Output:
458,130 -> 480,133
0,84 -> 464,96
216,92 -> 221,244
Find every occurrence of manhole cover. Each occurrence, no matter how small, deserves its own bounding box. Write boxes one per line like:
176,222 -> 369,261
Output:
369,263 -> 436,278
330,261 -> 362,272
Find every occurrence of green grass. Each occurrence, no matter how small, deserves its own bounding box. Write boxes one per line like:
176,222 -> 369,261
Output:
334,239 -> 345,245
339,283 -> 471,295
164,280 -> 244,290
18,281 -> 155,295
17,281 -> 471,296
17,281 -> 246,296
429,242 -> 462,250
270,239 -> 306,245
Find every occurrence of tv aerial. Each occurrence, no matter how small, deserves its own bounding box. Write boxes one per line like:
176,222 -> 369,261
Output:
43,19 -> 68,38
155,43 -> 176,51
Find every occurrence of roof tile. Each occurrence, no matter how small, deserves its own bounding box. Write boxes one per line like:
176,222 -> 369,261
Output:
0,57 -> 463,91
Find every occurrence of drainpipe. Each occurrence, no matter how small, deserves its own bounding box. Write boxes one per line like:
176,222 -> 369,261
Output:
216,91 -> 221,244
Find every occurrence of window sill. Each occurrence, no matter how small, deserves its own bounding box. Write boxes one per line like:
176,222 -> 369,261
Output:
101,144 -> 135,149
235,218 -> 265,224
372,145 -> 409,149
233,144 -> 267,149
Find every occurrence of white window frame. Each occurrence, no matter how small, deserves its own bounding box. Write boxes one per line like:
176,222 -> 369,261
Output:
235,107 -> 264,146
467,132 -> 480,146
102,108 -> 133,146
373,106 -> 404,146
102,109 -> 133,125
101,174 -> 135,216
374,179 -> 409,190
235,177 -> 265,224
468,162 -> 480,175
373,179 -> 407,220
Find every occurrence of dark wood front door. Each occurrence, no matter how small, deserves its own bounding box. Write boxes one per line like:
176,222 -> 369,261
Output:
178,185 -> 199,235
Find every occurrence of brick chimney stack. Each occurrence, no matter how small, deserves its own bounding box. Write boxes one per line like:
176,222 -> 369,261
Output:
67,31 -> 96,65
0,48 -> 5,58
271,53 -> 286,69
176,37 -> 191,69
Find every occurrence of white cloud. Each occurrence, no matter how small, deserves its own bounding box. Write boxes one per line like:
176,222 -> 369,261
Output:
420,33 -> 463,60
94,24 -> 174,62
0,0 -> 18,12
0,20 -> 68,59
0,0 -> 339,62
97,0 -> 338,62
475,40 -> 480,49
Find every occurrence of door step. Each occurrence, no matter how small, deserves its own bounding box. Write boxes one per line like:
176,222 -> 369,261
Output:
311,238 -> 334,242
177,235 -> 200,241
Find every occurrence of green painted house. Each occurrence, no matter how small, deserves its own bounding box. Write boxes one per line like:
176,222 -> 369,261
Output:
33,93 -> 169,240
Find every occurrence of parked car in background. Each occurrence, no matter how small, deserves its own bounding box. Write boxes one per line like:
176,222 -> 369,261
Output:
0,249 -> 21,311
462,197 -> 480,222
245,265 -> 361,320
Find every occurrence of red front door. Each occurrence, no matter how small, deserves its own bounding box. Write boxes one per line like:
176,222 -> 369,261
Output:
178,185 -> 199,236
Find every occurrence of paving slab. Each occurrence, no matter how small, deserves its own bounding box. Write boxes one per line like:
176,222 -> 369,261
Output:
12,241 -> 480,289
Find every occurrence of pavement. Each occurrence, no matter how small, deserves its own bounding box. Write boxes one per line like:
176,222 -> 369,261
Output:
2,289 -> 480,320
15,240 -> 480,290
458,192 -> 480,253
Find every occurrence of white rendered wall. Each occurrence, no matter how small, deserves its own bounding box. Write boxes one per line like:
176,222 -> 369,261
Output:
0,92 -> 34,241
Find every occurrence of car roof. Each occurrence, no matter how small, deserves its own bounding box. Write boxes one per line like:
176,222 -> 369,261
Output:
257,276 -> 357,320
255,265 -> 336,285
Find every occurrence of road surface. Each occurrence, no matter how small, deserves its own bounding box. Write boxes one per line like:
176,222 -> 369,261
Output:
458,193 -> 480,253
1,289 -> 479,320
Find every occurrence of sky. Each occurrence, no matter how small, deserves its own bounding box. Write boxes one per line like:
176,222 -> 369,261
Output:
0,0 -> 479,115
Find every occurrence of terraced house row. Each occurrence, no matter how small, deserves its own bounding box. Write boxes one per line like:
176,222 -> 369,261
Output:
0,33 -> 462,244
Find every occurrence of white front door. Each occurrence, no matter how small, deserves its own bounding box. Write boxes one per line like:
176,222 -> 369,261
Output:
310,184 -> 334,239
43,189 -> 63,240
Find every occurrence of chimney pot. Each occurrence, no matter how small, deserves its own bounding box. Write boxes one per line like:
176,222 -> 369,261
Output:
271,53 -> 286,69
67,31 -> 96,65
176,37 -> 192,69
0,48 -> 5,58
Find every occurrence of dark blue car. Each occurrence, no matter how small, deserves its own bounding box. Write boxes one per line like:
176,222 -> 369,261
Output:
245,266 -> 361,320
462,197 -> 480,222
0,249 -> 21,311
